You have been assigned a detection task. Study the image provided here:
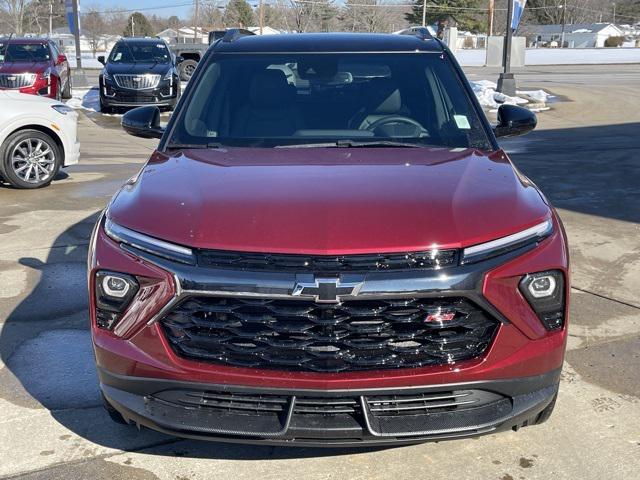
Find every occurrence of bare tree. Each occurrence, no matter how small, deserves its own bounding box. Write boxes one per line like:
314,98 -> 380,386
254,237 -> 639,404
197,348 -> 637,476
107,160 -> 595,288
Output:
82,7 -> 106,57
0,0 -> 29,35
343,0 -> 396,33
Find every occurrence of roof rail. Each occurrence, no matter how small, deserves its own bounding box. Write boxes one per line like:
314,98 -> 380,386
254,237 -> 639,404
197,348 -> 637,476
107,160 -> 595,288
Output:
222,28 -> 256,43
397,26 -> 433,41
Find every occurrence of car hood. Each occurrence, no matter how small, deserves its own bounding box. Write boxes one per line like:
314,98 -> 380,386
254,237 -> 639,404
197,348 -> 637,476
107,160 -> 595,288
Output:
105,62 -> 172,75
0,89 -> 59,105
0,61 -> 49,74
108,147 -> 551,254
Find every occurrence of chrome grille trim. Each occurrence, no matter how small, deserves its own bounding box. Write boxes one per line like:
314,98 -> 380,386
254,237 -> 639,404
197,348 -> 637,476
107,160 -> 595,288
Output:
114,73 -> 160,90
0,73 -> 37,89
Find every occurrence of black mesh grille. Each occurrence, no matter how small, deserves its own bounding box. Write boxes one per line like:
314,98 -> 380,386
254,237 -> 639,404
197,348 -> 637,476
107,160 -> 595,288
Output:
160,296 -> 499,372
196,249 -> 458,272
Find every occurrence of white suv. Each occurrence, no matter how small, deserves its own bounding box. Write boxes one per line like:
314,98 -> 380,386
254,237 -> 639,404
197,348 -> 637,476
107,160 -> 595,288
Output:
0,90 -> 79,188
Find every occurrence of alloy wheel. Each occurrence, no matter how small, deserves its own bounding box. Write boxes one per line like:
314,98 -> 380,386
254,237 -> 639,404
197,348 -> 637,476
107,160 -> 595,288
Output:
10,138 -> 56,184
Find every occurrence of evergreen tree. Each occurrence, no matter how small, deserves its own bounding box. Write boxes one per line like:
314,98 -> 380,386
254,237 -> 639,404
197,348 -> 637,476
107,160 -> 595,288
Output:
226,0 -> 255,28
122,12 -> 155,37
405,0 -> 484,37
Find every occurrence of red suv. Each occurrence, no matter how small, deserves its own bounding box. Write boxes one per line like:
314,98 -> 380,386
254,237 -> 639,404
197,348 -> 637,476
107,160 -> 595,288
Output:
89,30 -> 569,446
0,38 -> 71,100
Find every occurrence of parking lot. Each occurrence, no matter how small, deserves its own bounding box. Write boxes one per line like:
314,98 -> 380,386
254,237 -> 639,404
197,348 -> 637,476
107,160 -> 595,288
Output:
0,63 -> 639,479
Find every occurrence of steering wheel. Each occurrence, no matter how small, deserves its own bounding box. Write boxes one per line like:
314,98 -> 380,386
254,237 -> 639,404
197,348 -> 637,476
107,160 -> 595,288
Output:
365,115 -> 428,137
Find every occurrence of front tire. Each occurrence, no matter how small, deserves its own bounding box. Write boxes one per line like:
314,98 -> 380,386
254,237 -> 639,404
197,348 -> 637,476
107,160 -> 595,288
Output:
101,392 -> 129,425
180,59 -> 198,81
62,75 -> 72,100
0,129 -> 62,189
100,96 -> 113,114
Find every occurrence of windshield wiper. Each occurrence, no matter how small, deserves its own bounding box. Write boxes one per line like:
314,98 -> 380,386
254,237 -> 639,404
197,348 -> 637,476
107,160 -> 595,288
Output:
277,140 -> 427,149
165,142 -> 225,150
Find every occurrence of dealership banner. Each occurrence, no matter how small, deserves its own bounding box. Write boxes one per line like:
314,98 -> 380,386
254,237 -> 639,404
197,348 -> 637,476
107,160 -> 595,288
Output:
511,0 -> 527,31
65,0 -> 81,35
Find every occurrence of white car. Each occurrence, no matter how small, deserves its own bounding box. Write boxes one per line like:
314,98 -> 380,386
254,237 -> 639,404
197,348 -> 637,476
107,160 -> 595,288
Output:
0,90 -> 79,188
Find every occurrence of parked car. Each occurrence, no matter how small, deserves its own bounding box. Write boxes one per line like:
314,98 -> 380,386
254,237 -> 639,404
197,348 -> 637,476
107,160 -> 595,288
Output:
170,29 -> 246,81
0,37 -> 72,101
0,91 -> 79,188
90,31 -> 569,446
98,38 -> 181,114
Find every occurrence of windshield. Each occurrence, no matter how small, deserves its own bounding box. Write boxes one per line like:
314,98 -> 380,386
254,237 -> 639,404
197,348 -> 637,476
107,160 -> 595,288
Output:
0,43 -> 50,62
109,41 -> 170,64
169,52 -> 492,150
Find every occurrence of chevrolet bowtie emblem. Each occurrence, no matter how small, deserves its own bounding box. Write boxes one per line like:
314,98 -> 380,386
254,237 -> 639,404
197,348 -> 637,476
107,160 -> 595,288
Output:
292,278 -> 363,303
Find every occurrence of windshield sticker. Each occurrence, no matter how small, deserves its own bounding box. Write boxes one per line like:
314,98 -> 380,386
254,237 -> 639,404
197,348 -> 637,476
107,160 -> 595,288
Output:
454,115 -> 471,130
157,44 -> 166,48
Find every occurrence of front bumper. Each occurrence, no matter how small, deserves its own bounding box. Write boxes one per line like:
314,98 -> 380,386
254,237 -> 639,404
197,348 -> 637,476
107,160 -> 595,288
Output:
100,367 -> 560,446
90,213 -> 569,444
100,77 -> 178,108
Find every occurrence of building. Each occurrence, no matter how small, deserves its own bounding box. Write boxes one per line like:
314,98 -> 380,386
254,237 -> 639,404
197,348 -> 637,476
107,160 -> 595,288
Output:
157,27 -> 208,45
521,23 -> 624,48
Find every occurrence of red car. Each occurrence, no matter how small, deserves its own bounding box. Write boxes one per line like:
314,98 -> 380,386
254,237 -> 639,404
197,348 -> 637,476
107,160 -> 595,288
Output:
89,30 -> 569,446
0,37 -> 71,100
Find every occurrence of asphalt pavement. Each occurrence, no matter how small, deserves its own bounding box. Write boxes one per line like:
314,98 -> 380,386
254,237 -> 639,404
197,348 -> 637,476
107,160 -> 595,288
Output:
0,64 -> 638,480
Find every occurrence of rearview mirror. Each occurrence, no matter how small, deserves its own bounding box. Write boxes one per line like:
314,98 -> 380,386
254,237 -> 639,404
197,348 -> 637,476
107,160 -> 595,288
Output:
57,54 -> 67,64
493,105 -> 537,138
122,106 -> 164,139
175,55 -> 184,64
97,55 -> 106,65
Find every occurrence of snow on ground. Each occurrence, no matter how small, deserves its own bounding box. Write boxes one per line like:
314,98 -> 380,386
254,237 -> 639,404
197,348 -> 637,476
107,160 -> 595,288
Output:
470,80 -> 552,111
67,87 -> 101,112
67,56 -> 104,69
454,47 -> 640,67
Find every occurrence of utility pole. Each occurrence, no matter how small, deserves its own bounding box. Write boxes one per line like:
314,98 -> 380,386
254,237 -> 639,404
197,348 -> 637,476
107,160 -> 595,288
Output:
613,2 -> 616,24
72,0 -> 82,69
48,0 -> 53,37
497,0 -> 516,96
193,0 -> 199,42
131,15 -> 135,36
259,0 -> 265,34
488,0 -> 494,37
560,4 -> 566,48
422,0 -> 427,27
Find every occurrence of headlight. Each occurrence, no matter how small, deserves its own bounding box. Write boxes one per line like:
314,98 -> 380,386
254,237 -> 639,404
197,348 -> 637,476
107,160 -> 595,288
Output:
52,104 -> 74,115
104,217 -> 195,265
94,271 -> 139,330
102,69 -> 111,81
519,270 -> 565,330
162,69 -> 174,81
42,67 -> 52,79
461,219 -> 553,264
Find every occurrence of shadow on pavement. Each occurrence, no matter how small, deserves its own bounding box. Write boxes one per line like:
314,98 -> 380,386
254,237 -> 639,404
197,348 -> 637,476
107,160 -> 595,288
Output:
501,122 -> 640,224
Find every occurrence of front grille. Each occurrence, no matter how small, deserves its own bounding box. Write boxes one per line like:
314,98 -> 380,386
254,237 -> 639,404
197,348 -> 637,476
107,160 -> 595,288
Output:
0,73 -> 36,88
114,74 -> 160,90
160,296 -> 499,372
197,249 -> 459,272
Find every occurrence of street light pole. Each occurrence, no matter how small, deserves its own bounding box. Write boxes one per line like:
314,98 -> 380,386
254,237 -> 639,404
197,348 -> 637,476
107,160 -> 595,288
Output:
72,0 -> 82,69
48,0 -> 53,37
497,0 -> 516,96
193,0 -> 199,42
560,4 -> 566,48
488,0 -> 495,37
422,0 -> 427,27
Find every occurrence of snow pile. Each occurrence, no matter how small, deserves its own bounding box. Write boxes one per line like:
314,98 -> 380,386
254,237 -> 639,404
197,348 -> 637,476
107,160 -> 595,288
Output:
470,80 -> 551,111
67,87 -> 121,116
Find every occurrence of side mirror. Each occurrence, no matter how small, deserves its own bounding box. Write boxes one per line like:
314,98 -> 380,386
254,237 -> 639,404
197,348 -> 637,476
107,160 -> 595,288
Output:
57,54 -> 67,64
97,55 -> 106,65
494,104 -> 537,138
122,106 -> 164,139
175,55 -> 184,64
